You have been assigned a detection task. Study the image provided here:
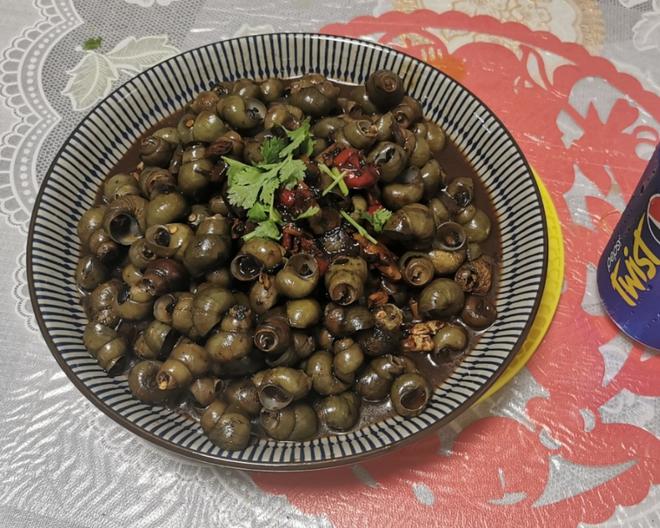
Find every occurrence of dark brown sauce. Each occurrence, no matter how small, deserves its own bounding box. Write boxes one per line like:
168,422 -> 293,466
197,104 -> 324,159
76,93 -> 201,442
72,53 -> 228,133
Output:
86,79 -> 501,439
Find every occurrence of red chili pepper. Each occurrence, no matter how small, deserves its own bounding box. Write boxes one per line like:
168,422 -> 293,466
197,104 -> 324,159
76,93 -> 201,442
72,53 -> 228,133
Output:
279,183 -> 316,215
333,147 -> 357,167
282,231 -> 293,251
279,188 -> 296,208
367,203 -> 382,215
365,191 -> 381,208
333,148 -> 379,189
345,165 -> 378,189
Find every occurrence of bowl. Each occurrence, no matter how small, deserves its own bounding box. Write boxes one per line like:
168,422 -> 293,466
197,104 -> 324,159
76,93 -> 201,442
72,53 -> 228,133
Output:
28,33 -> 547,470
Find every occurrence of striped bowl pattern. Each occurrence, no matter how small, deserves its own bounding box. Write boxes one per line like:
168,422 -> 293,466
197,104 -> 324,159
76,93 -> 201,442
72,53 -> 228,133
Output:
28,33 -> 547,470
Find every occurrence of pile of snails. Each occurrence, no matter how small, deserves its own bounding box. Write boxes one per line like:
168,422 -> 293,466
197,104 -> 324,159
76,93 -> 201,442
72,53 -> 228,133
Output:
76,69 -> 497,450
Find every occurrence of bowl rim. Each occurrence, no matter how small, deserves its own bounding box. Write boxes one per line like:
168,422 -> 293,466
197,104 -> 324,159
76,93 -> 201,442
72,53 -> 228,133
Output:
26,32 -> 548,471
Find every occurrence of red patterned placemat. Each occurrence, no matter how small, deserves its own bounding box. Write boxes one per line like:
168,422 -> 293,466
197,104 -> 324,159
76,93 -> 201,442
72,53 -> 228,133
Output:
252,11 -> 660,528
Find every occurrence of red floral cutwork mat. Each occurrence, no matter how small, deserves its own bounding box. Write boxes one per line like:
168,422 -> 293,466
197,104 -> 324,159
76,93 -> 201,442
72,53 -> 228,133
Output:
254,10 -> 660,527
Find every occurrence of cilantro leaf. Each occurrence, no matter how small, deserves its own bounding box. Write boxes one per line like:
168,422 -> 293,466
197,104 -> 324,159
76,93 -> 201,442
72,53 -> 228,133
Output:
83,36 -> 103,50
277,157 -> 307,189
279,118 -> 314,158
243,220 -> 281,241
340,211 -> 379,245
269,205 -> 282,223
260,137 -> 288,164
361,208 -> 392,233
224,158 -> 263,210
224,157 -> 254,172
247,202 -> 268,222
295,206 -> 320,220
254,165 -> 282,209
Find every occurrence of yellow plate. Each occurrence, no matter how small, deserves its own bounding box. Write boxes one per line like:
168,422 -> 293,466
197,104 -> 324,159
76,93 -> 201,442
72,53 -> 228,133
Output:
479,172 -> 564,401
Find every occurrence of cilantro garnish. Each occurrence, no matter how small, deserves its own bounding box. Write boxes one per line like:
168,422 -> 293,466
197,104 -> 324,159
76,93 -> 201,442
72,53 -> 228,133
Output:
260,137 -> 288,164
246,202 -> 268,222
340,211 -> 379,245
224,155 -> 306,241
269,205 -> 282,224
224,158 -> 267,210
295,206 -> 320,220
224,156 -> 306,211
225,118 -> 317,241
361,208 -> 392,233
83,37 -> 102,51
242,220 -> 282,241
319,163 -> 349,196
279,118 -> 314,159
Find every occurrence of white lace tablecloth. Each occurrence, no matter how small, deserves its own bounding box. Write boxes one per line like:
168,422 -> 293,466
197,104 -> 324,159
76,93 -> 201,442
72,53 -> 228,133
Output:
0,1 -> 658,527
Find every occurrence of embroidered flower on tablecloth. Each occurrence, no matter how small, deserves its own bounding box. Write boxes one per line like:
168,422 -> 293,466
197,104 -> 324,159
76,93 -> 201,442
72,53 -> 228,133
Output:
618,0 -> 651,7
632,0 -> 660,51
62,35 -> 179,112
451,0 -> 509,19
510,0 -> 552,26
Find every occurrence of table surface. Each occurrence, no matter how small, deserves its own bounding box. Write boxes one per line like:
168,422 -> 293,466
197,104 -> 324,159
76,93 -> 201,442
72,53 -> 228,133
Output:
0,1 -> 658,527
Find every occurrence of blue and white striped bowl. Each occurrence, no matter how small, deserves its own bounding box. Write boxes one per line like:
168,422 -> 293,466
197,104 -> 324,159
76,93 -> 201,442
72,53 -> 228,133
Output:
28,33 -> 547,470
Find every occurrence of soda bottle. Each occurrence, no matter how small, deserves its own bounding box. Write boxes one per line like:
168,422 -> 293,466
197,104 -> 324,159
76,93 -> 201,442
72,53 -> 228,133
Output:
597,144 -> 660,350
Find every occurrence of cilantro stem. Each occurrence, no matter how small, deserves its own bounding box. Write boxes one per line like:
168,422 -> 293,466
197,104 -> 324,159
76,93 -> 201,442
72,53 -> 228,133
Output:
319,163 -> 349,196
340,211 -> 379,245
294,205 -> 320,220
